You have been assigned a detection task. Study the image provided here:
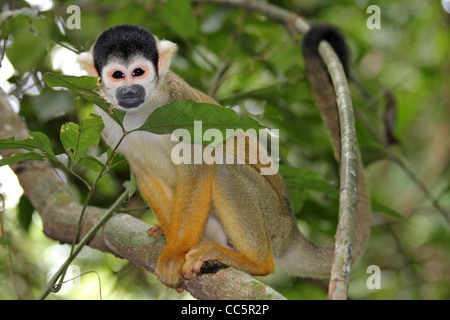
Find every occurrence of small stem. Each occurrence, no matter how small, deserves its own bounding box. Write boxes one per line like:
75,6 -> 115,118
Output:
38,187 -> 130,300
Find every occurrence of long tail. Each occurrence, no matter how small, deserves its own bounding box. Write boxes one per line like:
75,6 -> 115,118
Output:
279,24 -> 372,278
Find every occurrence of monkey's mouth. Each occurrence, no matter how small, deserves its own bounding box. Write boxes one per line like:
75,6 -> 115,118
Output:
117,97 -> 145,109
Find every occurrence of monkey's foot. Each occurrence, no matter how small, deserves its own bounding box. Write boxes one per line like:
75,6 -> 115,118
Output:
155,248 -> 185,291
182,244 -> 227,280
147,225 -> 164,238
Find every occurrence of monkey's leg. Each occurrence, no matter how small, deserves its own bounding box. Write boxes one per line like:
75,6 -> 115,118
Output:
155,165 -> 214,288
182,165 -> 275,279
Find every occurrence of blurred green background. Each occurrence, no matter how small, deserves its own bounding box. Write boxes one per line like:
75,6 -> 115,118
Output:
0,0 -> 449,299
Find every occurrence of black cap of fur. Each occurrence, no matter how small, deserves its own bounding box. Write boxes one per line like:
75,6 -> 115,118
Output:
93,24 -> 159,75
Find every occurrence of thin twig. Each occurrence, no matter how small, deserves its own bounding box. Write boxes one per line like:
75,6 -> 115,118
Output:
38,187 -> 129,300
53,270 -> 103,300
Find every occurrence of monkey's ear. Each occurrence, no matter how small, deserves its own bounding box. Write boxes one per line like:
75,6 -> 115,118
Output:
78,51 -> 99,77
157,40 -> 178,75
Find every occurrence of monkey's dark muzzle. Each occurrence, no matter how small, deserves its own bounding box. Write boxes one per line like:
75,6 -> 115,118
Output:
116,84 -> 146,109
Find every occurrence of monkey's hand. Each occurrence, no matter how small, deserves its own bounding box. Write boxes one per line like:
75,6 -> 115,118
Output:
155,246 -> 186,290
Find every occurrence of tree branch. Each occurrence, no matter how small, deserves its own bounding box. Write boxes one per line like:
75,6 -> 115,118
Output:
191,0 -> 361,300
192,0 -> 310,33
317,41 -> 357,299
0,88 -> 286,300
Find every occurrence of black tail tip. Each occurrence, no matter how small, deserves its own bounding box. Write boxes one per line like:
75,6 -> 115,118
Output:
302,23 -> 350,77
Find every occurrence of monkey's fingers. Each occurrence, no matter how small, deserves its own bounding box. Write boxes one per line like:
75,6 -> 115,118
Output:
182,247 -> 207,280
182,244 -> 227,280
182,258 -> 205,280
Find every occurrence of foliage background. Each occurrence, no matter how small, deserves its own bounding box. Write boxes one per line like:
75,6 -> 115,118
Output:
0,0 -> 449,299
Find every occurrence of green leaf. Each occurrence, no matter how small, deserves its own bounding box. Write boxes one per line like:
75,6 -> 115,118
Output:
371,200 -> 407,221
156,0 -> 198,38
18,195 -> 34,232
279,165 -> 329,180
78,156 -> 105,173
44,73 -> 125,127
0,132 -> 57,167
60,114 -> 104,167
5,18 -> 47,72
135,99 -> 264,145
0,7 -> 41,43
60,122 -> 79,165
279,165 -> 339,199
287,187 -> 307,213
55,153 -> 69,167
0,152 -> 46,167
45,72 -> 99,91
0,237 -> 11,245
0,132 -> 55,155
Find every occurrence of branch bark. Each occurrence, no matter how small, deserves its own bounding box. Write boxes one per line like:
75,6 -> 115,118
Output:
0,88 -> 286,300
317,41 -> 357,300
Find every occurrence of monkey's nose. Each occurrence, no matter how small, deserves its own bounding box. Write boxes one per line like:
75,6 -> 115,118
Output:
122,85 -> 140,97
116,84 -> 146,109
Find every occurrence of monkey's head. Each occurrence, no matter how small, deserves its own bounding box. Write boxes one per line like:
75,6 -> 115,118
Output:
78,24 -> 178,111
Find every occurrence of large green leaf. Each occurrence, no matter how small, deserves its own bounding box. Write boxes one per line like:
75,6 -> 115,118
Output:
44,73 -> 125,127
135,99 -> 264,145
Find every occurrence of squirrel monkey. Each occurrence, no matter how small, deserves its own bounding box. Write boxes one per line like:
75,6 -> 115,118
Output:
78,24 -> 371,290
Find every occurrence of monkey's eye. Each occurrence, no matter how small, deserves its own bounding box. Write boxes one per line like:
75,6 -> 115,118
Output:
112,71 -> 124,79
133,68 -> 145,77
